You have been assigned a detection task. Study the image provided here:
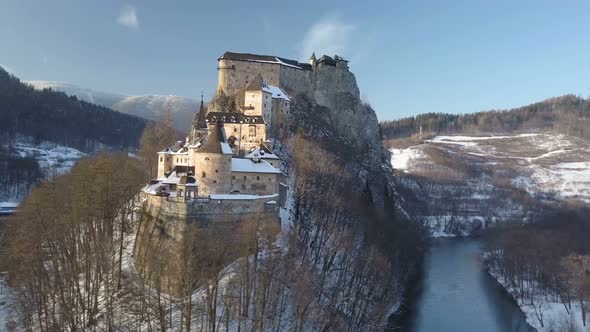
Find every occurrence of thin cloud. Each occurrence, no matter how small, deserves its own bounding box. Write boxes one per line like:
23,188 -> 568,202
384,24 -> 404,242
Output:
300,16 -> 355,61
117,5 -> 139,29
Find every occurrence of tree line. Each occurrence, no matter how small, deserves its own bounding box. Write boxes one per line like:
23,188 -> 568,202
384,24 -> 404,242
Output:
0,145 -> 43,201
381,94 -> 590,141
485,202 -> 590,329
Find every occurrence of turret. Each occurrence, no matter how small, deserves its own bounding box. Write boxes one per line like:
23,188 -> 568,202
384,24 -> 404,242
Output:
190,92 -> 208,143
309,52 -> 317,69
192,122 -> 233,196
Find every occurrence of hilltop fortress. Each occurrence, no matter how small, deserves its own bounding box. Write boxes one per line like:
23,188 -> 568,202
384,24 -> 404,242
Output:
218,51 -> 350,95
134,51 -> 362,294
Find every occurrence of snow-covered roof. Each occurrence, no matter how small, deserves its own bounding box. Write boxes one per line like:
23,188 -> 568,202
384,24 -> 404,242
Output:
245,147 -> 280,160
143,182 -> 163,194
158,149 -> 188,155
221,142 -> 233,155
162,171 -> 181,184
209,193 -> 278,200
231,158 -> 281,174
262,85 -> 290,101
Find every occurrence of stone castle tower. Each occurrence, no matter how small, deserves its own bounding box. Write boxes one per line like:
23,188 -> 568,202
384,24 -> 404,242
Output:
190,122 -> 232,196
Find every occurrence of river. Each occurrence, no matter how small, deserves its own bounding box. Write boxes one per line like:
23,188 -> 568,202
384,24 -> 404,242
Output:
390,238 -> 536,332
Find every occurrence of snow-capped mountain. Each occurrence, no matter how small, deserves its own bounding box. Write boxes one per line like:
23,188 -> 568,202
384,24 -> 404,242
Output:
25,81 -> 198,131
390,133 -> 590,236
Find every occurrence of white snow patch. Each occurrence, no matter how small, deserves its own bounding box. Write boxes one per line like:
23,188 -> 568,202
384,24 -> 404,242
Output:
390,147 -> 424,172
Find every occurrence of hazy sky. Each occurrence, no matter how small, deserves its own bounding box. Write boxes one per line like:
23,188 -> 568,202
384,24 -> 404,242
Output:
1,0 -> 589,121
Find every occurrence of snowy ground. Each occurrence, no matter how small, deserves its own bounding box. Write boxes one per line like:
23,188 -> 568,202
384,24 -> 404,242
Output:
488,269 -> 590,332
1,139 -> 86,204
391,133 -> 590,203
11,141 -> 86,177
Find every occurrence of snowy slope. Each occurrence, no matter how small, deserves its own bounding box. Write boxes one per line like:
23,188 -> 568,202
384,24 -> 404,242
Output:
25,81 -> 198,131
1,139 -> 86,203
390,133 -> 590,235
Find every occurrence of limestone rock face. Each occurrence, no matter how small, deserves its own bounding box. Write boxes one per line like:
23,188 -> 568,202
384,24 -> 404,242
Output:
288,67 -> 404,216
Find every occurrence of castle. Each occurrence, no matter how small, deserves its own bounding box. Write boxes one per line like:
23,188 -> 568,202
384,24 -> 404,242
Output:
136,51 -> 352,294
149,51 -> 351,200
217,51 -> 349,96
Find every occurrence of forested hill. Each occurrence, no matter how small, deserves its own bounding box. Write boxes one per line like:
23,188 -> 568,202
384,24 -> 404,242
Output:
381,95 -> 590,141
0,67 -> 148,152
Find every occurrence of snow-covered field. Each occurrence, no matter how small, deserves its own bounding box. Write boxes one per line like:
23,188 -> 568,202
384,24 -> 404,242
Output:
391,133 -> 590,203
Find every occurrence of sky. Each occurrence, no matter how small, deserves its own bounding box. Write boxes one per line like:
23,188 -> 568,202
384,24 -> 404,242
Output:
1,0 -> 590,121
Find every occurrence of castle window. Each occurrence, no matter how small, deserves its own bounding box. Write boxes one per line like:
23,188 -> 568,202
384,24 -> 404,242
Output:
202,171 -> 206,178
243,176 -> 247,180
256,176 -> 260,181
249,125 -> 256,137
234,128 -> 237,132
215,169 -> 218,173
213,180 -> 217,183
166,156 -> 170,162
160,157 -> 163,162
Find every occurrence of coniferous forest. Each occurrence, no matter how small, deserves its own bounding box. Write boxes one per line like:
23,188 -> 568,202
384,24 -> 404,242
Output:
381,95 -> 590,141
0,66 -> 148,153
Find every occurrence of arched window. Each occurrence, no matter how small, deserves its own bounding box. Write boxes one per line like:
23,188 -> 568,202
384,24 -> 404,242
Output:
202,171 -> 206,178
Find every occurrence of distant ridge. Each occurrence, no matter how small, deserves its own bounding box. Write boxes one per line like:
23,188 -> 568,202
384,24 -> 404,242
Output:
381,95 -> 590,141
25,80 -> 198,132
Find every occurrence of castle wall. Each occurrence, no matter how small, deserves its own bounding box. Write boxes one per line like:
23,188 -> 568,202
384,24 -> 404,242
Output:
133,194 -> 280,295
218,59 -> 281,95
231,172 -> 278,195
278,65 -> 313,95
218,57 -> 360,113
218,122 -> 266,156
271,98 -> 290,138
157,153 -> 173,179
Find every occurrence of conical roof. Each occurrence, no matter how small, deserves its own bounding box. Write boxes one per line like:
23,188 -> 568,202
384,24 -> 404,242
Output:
310,52 -> 316,61
197,121 -> 226,154
245,73 -> 266,91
